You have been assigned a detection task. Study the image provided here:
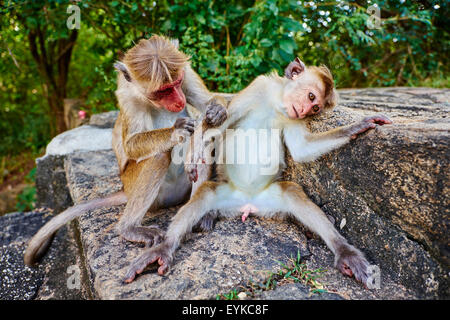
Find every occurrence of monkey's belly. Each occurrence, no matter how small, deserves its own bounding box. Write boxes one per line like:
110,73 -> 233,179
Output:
225,163 -> 276,193
157,162 -> 191,208
213,182 -> 285,216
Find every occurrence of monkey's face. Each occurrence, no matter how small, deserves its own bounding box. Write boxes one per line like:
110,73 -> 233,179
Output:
283,69 -> 325,119
148,72 -> 186,112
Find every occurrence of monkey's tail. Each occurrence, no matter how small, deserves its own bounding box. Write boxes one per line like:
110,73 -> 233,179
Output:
24,191 -> 127,266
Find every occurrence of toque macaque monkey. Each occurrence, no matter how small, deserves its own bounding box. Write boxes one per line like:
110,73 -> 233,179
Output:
123,57 -> 392,287
24,35 -> 229,266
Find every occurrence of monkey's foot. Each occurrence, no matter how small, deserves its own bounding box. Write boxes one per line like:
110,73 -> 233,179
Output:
123,242 -> 173,283
121,225 -> 164,248
335,245 -> 370,286
239,204 -> 258,222
194,212 -> 217,232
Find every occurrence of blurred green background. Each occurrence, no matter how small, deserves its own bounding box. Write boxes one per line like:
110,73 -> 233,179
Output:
0,0 -> 448,212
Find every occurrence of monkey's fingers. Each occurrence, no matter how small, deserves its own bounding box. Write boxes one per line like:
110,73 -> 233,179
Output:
363,114 -> 393,125
185,164 -> 198,182
174,117 -> 195,134
205,104 -> 227,127
349,122 -> 377,139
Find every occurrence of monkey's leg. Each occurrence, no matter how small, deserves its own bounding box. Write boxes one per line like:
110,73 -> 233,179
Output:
117,153 -> 171,247
123,181 -> 220,282
275,181 -> 370,285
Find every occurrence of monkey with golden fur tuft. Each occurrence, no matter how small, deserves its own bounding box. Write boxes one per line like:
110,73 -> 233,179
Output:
25,35 -> 230,266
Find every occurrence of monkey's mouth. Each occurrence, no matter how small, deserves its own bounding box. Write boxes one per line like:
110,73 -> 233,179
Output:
291,105 -> 298,118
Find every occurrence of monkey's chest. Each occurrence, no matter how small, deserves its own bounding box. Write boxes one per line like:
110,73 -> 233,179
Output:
222,121 -> 285,193
151,107 -> 189,129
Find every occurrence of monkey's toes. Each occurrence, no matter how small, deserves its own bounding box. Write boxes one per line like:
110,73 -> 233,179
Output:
194,213 -> 216,232
336,251 -> 370,286
123,244 -> 173,283
123,251 -> 159,283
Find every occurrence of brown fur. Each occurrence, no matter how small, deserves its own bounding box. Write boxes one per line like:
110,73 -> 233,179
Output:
308,65 -> 338,110
122,126 -> 176,160
123,35 -> 189,92
25,35 -> 229,266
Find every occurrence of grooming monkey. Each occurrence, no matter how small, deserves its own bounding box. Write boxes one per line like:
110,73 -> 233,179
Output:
124,57 -> 392,286
24,35 -> 229,265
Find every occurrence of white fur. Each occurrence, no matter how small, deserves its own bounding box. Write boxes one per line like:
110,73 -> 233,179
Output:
283,123 -> 349,162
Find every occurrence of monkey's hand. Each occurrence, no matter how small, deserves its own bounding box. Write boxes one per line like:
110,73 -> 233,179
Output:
172,117 -> 195,143
205,102 -> 227,127
184,125 -> 207,182
123,242 -> 174,283
185,163 -> 198,182
347,114 -> 392,139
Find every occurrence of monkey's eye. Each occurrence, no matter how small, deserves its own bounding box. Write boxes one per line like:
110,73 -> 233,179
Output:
309,92 -> 315,101
312,105 -> 320,113
153,87 -> 172,99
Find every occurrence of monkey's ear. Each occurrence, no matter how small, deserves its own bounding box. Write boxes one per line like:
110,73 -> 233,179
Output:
170,38 -> 180,49
114,61 -> 132,82
285,57 -> 305,80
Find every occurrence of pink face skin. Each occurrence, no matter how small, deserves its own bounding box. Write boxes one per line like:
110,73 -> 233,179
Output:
149,72 -> 186,112
283,70 -> 325,119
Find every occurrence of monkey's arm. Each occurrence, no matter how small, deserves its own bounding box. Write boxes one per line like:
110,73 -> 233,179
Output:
182,65 -> 233,127
284,115 -> 392,163
123,118 -> 194,161
183,65 -> 225,112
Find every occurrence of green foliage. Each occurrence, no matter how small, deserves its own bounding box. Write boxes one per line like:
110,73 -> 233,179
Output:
216,251 -> 327,299
15,167 -> 36,212
0,0 -> 448,161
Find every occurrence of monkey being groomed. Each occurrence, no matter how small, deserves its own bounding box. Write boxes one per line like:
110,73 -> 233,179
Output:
24,35 -> 230,266
123,57 -> 392,287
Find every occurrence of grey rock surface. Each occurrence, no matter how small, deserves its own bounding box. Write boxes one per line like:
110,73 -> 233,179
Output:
64,150 -> 414,300
258,282 -> 343,300
35,120 -> 114,211
89,111 -> 119,128
0,210 -> 88,300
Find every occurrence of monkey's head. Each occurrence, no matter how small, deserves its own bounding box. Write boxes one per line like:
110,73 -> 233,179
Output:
114,35 -> 189,112
282,57 -> 338,119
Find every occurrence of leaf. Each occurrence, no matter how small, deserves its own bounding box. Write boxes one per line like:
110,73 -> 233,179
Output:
278,48 -> 293,63
279,39 -> 296,53
260,38 -> 273,47
195,14 -> 206,24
